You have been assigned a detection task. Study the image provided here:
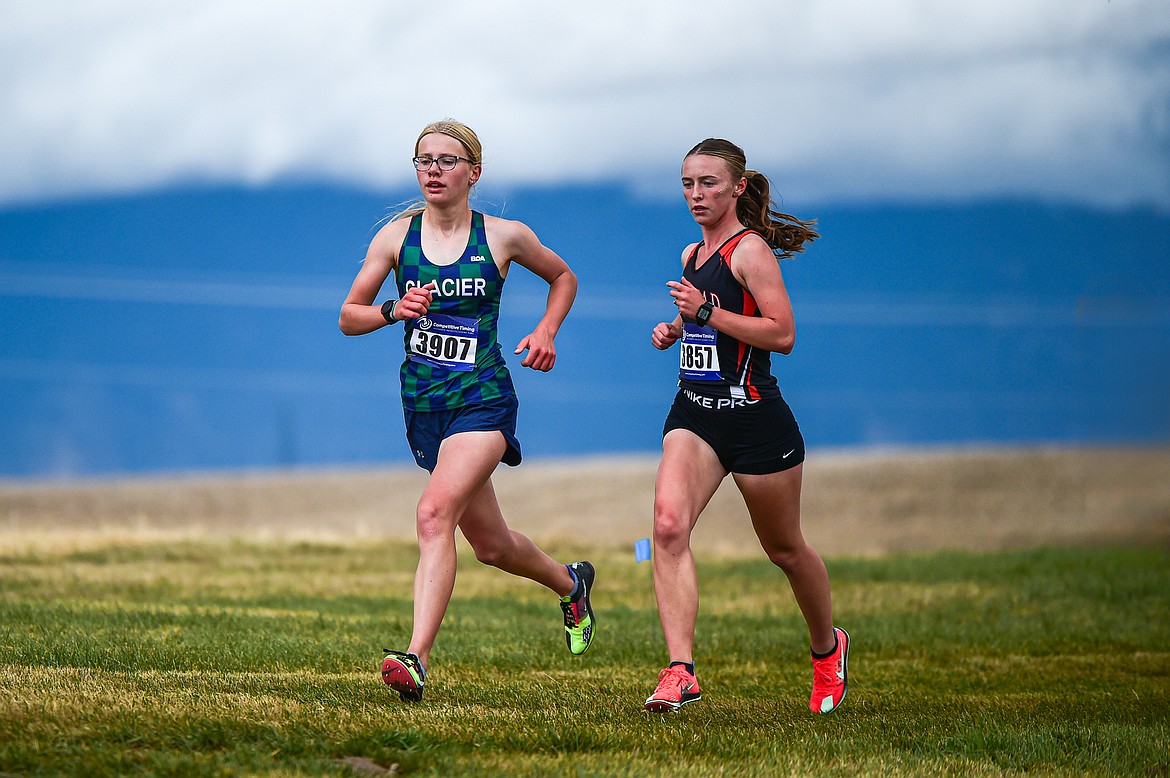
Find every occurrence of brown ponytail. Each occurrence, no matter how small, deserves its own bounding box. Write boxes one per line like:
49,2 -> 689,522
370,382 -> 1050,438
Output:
685,138 -> 819,258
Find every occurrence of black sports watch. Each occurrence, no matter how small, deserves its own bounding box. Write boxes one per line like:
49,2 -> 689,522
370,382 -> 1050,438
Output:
380,299 -> 398,323
695,300 -> 714,326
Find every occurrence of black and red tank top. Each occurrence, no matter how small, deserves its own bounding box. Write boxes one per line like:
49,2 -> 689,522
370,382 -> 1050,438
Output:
678,229 -> 780,401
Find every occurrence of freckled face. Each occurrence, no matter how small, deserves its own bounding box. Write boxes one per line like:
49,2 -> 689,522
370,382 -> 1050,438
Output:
681,154 -> 744,227
415,132 -> 480,204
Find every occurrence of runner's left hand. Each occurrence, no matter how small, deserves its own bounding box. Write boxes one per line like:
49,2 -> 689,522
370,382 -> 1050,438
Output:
515,329 -> 557,372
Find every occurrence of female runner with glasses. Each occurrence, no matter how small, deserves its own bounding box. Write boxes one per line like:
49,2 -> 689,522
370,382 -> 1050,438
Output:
642,138 -> 848,715
340,120 -> 595,703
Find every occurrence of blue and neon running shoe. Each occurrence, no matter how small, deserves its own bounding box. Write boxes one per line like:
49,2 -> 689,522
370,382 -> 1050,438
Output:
561,561 -> 596,655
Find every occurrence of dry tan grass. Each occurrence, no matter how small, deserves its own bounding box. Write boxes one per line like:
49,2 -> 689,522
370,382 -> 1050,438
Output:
1,447 -> 1167,557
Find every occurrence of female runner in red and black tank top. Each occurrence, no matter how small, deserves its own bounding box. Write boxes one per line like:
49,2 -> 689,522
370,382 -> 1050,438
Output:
678,227 -> 780,402
642,138 -> 852,717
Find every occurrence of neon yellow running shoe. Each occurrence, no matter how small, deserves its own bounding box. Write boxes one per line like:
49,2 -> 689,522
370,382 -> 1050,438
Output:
560,561 -> 595,655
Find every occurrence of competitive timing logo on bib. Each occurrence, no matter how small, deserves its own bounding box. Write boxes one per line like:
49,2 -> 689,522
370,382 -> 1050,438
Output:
416,316 -> 477,335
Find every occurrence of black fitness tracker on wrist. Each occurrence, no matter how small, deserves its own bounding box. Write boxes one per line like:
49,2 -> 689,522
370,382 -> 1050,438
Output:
695,300 -> 714,326
381,299 -> 398,323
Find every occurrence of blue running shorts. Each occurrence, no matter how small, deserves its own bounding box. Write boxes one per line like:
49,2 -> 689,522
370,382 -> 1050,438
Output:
404,395 -> 522,473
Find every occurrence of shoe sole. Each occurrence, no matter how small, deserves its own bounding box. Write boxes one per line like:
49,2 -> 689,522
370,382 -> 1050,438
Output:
836,627 -> 850,710
644,695 -> 700,714
381,661 -> 423,703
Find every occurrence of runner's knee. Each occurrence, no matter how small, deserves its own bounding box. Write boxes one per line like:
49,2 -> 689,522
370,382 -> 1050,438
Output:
415,498 -> 455,543
763,540 -> 811,573
653,501 -> 693,550
469,535 -> 510,567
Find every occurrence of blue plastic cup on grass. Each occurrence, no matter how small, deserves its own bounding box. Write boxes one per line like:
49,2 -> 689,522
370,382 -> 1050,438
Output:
635,538 -> 651,563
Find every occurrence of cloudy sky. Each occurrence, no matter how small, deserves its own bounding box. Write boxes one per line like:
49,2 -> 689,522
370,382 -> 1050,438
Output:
2,0 -> 1168,209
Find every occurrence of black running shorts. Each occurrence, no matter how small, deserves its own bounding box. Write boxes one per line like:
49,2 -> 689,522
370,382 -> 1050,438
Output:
662,390 -> 805,475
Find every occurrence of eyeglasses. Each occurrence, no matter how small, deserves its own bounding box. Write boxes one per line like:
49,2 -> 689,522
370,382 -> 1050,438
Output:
412,155 -> 474,172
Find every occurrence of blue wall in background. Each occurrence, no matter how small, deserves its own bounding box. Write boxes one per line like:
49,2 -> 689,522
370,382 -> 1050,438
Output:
1,184 -> 1167,479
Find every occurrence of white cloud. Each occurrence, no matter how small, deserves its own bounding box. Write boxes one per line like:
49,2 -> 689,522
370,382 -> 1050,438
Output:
1,0 -> 1167,208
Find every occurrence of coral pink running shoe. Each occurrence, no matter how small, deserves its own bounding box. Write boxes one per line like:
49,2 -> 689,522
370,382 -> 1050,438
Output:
810,627 -> 850,713
644,664 -> 701,713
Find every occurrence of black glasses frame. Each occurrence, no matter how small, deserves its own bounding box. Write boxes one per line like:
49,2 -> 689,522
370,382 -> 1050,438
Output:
412,155 -> 474,172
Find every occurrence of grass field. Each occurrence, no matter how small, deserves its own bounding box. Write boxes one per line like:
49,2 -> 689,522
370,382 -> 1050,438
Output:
2,540 -> 1168,777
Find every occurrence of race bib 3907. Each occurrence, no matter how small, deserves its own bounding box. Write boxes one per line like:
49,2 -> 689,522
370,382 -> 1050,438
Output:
409,314 -> 478,372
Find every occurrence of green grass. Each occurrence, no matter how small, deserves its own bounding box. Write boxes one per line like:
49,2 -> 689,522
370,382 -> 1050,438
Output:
1,540 -> 1167,776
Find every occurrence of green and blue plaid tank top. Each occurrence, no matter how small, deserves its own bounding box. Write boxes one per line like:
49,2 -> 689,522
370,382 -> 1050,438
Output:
394,211 -> 515,412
